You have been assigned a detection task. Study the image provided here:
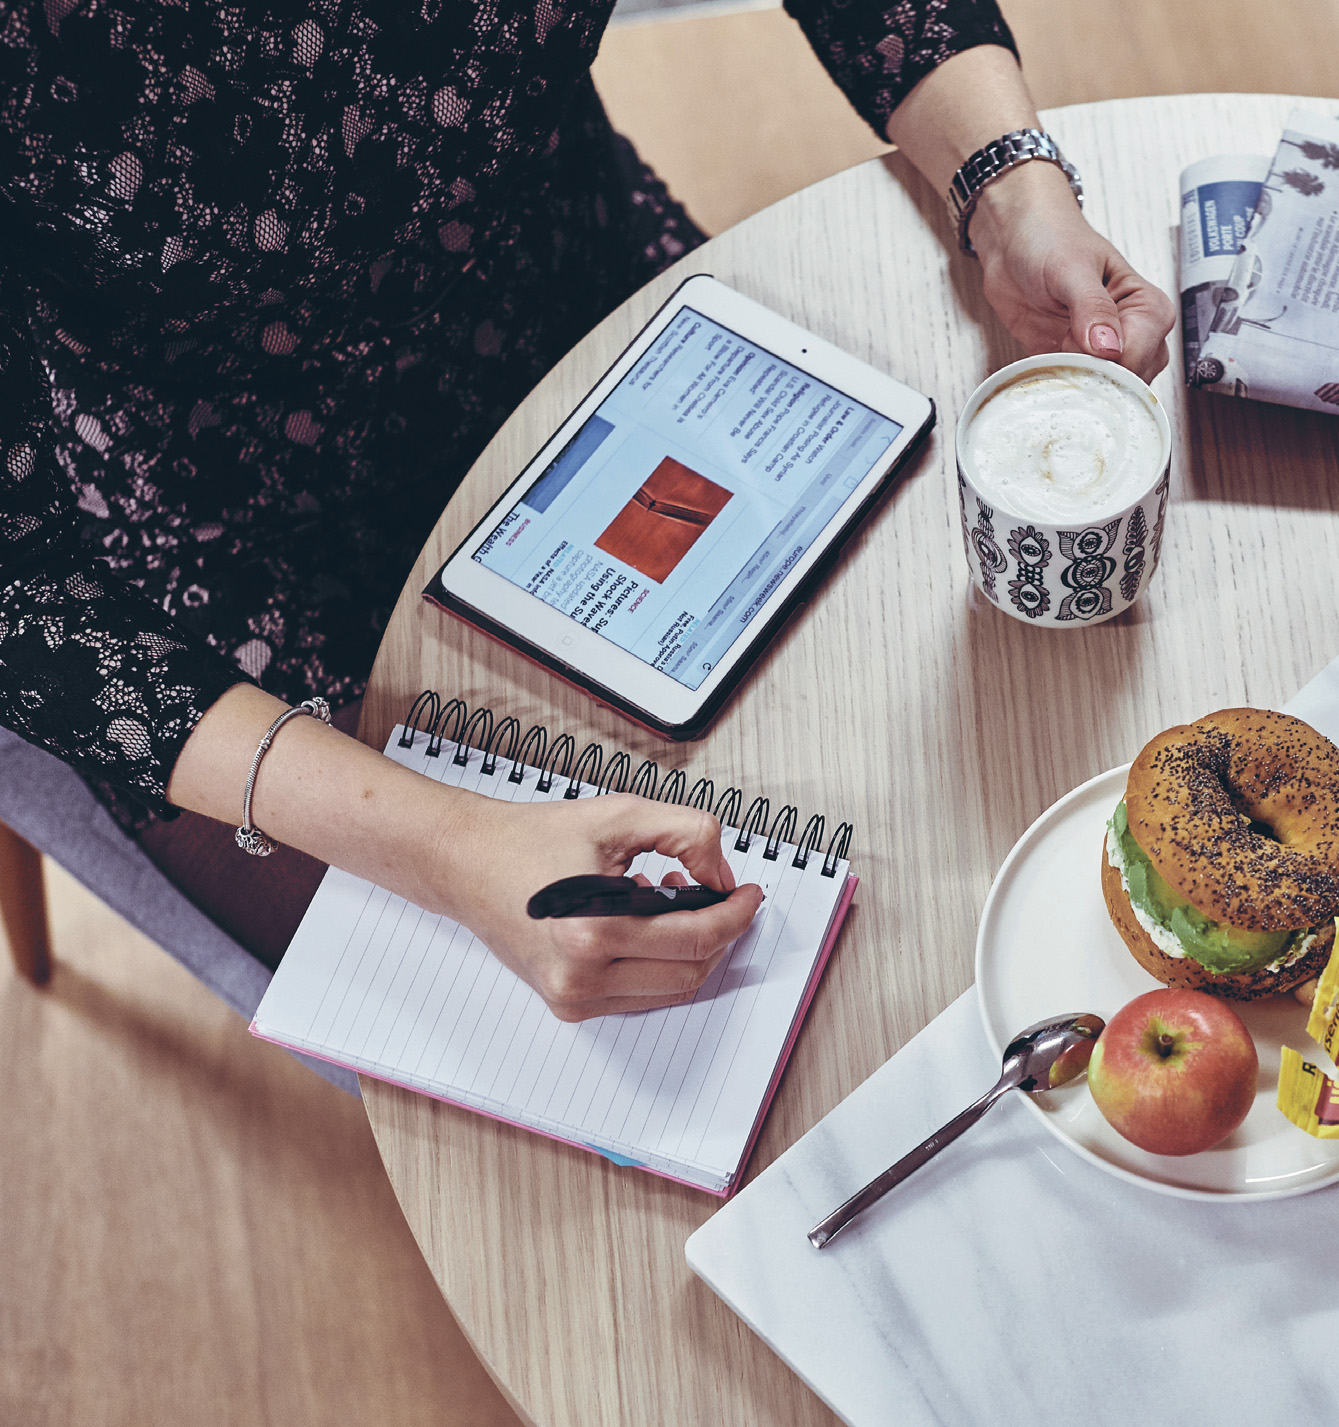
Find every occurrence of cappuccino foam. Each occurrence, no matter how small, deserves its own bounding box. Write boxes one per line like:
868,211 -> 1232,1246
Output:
963,365 -> 1163,522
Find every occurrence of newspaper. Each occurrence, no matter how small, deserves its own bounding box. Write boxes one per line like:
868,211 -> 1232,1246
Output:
1180,109 -> 1339,414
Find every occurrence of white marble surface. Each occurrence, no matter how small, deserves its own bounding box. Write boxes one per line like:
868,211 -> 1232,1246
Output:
687,990 -> 1339,1426
687,660 -> 1339,1427
1282,655 -> 1339,749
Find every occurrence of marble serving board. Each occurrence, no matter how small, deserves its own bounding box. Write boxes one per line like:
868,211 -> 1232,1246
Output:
687,658 -> 1339,1427
686,989 -> 1339,1426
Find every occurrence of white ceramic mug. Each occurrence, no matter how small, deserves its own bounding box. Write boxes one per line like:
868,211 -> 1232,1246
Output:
954,354 -> 1172,627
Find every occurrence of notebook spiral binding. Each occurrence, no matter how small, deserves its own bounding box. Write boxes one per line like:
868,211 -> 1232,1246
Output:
398,689 -> 853,877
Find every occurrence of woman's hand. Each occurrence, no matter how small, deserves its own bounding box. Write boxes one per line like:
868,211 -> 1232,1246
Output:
968,161 -> 1176,383
883,45 -> 1176,383
432,791 -> 765,1021
167,684 -> 764,1021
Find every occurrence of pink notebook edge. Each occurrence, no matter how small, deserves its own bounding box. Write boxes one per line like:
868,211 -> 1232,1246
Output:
724,871 -> 857,1198
250,870 -> 858,1198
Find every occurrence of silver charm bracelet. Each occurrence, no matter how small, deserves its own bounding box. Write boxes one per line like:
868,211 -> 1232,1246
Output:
947,128 -> 1083,255
235,697 -> 333,857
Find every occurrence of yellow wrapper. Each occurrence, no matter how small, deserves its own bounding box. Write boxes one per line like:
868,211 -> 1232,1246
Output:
1305,927 -> 1339,1057
1277,923 -> 1339,1137
1277,1048 -> 1339,1137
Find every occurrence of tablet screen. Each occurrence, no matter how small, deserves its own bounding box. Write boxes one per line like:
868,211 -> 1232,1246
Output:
472,306 -> 903,691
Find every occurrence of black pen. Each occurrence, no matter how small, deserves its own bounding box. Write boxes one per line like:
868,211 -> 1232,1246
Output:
527,874 -> 732,919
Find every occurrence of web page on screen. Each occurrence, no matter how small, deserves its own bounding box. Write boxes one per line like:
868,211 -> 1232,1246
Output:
473,307 -> 902,691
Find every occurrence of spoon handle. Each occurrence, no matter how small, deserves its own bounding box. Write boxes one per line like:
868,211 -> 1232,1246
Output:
808,1079 -> 1012,1249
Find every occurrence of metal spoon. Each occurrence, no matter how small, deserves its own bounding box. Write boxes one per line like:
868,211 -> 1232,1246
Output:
808,1012 -> 1105,1249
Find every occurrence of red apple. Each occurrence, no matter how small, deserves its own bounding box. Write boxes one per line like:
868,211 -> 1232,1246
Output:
1086,989 -> 1258,1155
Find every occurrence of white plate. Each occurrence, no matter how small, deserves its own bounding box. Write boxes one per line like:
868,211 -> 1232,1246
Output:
975,765 -> 1339,1200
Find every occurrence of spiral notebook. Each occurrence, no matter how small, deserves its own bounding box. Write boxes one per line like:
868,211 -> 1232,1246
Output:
250,692 -> 856,1194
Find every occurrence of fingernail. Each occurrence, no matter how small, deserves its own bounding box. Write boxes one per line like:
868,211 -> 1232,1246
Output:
1089,323 -> 1123,356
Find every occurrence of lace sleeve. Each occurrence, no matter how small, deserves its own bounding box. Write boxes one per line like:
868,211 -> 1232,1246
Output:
784,0 -> 1018,140
0,279 -> 247,815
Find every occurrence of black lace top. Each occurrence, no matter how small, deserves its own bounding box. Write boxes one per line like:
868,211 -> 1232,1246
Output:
0,0 -> 1013,829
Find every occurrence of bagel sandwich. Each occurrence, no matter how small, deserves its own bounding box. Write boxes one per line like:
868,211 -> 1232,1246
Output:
1102,710 -> 1339,1001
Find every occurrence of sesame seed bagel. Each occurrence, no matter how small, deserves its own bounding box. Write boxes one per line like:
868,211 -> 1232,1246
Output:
1101,850 -> 1336,999
1124,709 -> 1339,932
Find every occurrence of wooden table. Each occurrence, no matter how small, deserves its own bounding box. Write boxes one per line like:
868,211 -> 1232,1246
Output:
358,94 -> 1339,1426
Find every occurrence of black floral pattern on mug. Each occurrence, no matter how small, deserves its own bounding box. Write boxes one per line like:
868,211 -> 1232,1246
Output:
956,471 -> 972,565
1120,506 -> 1148,602
1007,524 -> 1051,618
1148,469 -> 1170,575
971,498 -> 1006,601
1055,519 -> 1120,621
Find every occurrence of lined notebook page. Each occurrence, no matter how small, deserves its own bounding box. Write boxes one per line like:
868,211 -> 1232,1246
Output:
253,725 -> 852,1191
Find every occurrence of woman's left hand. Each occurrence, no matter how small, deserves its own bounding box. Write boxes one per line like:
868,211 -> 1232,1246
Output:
967,159 -> 1177,384
881,46 -> 1177,384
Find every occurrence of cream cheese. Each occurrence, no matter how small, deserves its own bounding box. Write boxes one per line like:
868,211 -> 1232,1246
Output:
1267,931 -> 1317,975
1105,823 -> 1186,958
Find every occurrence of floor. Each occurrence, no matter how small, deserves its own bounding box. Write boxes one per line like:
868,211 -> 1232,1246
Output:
6,4 -> 1339,1425
0,861 -> 521,1427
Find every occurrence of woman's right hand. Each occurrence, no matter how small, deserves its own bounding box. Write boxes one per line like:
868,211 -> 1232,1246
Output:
167,683 -> 764,1020
429,790 -> 765,1021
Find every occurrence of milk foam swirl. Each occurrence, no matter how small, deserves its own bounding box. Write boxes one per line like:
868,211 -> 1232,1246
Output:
964,366 -> 1163,522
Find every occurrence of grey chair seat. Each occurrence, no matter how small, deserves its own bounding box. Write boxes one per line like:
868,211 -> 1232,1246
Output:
0,724 -> 359,1096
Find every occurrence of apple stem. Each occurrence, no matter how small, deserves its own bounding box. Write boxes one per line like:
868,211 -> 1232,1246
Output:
1156,1033 -> 1176,1058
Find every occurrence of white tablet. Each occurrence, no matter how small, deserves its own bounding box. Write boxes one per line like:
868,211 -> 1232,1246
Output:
425,274 -> 935,739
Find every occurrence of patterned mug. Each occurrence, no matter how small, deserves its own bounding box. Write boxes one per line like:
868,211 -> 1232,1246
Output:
953,354 -> 1172,627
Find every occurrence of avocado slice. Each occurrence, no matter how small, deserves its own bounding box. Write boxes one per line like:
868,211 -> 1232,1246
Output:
1110,802 -> 1291,975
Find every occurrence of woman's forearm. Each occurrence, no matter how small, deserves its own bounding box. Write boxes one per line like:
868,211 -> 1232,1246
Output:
165,683 -> 762,1020
883,44 -> 1039,192
883,43 -> 1079,247
164,682 -> 485,921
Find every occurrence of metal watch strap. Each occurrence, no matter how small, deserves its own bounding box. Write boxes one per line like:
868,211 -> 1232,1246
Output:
235,696 -> 333,857
947,128 -> 1083,255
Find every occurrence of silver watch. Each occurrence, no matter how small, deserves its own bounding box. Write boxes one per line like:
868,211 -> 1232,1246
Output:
947,128 -> 1083,255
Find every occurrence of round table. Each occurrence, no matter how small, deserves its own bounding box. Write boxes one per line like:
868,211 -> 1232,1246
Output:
357,94 -> 1339,1426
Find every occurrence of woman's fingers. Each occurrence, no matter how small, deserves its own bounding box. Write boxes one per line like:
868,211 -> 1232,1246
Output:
454,794 -> 766,1022
1107,277 -> 1176,382
619,884 -> 764,962
1050,248 -> 1175,383
595,794 -> 737,891
550,884 -> 762,967
601,943 -> 735,1000
548,990 -> 709,1022
536,885 -> 764,1019
630,869 -> 689,888
547,935 -> 742,1021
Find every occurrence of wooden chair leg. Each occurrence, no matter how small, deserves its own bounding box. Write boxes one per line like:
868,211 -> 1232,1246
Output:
0,820 -> 52,985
